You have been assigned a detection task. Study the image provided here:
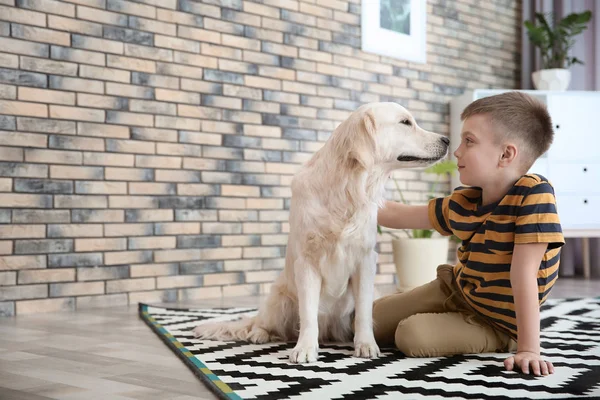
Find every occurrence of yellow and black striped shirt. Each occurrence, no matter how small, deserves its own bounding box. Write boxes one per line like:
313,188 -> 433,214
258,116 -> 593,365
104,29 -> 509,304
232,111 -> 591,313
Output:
428,174 -> 565,340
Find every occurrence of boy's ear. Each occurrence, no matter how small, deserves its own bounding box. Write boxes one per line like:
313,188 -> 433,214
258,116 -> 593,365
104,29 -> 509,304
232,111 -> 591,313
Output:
499,143 -> 517,166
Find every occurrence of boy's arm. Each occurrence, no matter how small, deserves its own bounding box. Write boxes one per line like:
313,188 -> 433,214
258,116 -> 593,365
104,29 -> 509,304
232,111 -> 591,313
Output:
377,201 -> 432,230
504,242 -> 554,376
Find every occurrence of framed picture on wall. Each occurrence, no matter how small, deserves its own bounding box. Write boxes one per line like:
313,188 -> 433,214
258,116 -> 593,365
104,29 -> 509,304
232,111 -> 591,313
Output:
361,0 -> 427,63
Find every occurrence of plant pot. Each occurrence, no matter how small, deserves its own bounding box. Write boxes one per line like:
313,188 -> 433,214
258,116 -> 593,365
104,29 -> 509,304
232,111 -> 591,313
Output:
532,68 -> 571,91
392,237 -> 450,292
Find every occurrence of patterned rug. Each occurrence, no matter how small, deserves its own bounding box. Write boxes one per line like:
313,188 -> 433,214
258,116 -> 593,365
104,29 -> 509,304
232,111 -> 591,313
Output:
139,297 -> 600,400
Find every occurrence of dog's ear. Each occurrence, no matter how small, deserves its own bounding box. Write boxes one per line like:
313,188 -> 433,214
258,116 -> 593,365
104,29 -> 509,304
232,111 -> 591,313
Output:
328,108 -> 377,171
348,109 -> 377,171
363,109 -> 376,136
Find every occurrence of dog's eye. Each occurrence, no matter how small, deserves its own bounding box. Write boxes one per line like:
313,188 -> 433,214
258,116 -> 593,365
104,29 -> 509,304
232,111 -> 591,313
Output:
400,119 -> 412,126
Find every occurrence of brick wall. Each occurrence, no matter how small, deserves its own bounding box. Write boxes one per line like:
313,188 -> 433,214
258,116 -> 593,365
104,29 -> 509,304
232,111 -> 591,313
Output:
0,0 -> 521,316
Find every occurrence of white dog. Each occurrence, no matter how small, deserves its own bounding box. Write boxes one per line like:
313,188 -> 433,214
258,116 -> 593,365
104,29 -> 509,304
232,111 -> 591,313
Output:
193,102 -> 449,363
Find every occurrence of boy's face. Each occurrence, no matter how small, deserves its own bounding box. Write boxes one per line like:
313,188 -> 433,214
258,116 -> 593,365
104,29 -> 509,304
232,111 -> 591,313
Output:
454,114 -> 505,187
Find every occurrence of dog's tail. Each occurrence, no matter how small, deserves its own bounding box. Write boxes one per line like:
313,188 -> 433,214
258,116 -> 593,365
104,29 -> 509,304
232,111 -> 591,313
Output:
193,315 -> 263,342
193,276 -> 293,343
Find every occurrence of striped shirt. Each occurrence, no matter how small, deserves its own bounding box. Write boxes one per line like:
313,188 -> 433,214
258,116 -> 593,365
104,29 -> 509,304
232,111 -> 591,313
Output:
428,174 -> 565,339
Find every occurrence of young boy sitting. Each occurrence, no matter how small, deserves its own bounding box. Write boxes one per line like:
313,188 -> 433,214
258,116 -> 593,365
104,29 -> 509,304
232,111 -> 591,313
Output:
375,91 -> 564,376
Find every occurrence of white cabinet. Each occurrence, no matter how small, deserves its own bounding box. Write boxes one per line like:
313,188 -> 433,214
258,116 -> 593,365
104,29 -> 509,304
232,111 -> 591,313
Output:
550,164 -> 600,194
546,94 -> 600,162
450,90 -> 600,232
555,195 -> 600,228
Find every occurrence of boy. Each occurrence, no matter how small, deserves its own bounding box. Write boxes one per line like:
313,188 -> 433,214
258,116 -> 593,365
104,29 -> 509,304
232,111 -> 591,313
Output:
375,91 -> 564,376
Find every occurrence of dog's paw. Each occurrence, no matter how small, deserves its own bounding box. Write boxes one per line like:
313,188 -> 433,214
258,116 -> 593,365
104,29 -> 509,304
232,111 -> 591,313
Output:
289,342 -> 319,364
247,327 -> 271,344
353,340 -> 381,359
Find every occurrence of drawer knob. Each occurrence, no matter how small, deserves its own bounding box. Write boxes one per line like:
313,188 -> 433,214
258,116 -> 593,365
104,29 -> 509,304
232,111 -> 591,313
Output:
583,167 -> 588,172
584,199 -> 588,204
555,124 -> 560,129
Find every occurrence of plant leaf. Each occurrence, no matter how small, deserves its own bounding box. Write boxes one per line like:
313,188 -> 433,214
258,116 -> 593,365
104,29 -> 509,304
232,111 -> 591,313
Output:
411,229 -> 434,239
524,22 -> 550,49
424,160 -> 458,175
570,57 -> 584,66
526,10 -> 592,69
535,12 -> 555,43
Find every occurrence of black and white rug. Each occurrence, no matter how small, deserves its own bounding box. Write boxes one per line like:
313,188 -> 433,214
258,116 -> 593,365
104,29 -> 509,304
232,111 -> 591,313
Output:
139,297 -> 600,400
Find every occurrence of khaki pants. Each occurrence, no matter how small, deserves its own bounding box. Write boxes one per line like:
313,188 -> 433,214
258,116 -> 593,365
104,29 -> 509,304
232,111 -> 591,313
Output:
373,264 -> 517,357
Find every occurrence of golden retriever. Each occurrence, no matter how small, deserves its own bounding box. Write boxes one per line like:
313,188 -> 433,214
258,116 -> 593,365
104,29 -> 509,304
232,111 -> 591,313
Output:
193,102 -> 449,363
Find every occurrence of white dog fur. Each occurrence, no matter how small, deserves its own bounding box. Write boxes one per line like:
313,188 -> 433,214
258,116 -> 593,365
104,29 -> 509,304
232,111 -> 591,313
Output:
193,102 -> 449,363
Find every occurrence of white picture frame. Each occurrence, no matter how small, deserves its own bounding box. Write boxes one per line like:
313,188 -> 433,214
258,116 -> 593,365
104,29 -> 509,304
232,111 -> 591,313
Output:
361,0 -> 427,63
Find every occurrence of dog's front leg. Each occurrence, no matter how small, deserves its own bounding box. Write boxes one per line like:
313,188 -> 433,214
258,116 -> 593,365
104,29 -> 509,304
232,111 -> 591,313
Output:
351,250 -> 380,358
290,258 -> 321,364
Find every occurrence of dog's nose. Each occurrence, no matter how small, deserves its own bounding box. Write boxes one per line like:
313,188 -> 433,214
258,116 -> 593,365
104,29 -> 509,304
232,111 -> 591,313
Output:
440,136 -> 450,146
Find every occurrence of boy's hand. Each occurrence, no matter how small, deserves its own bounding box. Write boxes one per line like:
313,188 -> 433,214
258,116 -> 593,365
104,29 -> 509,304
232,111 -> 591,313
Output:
504,351 -> 554,376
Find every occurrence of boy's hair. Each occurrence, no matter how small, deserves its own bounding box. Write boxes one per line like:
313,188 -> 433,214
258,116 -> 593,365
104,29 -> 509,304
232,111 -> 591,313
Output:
460,91 -> 554,171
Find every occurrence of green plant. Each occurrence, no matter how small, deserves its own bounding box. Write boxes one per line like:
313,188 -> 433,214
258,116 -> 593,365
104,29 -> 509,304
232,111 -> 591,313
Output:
524,11 -> 592,69
378,160 -> 458,240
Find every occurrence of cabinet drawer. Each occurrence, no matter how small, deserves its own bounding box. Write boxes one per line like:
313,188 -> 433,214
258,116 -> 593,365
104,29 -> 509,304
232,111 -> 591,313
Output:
549,164 -> 600,194
555,195 -> 600,229
547,94 -> 600,161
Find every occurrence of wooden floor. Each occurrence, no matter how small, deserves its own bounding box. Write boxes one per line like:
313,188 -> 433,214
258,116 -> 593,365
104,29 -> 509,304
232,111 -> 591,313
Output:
0,278 -> 598,400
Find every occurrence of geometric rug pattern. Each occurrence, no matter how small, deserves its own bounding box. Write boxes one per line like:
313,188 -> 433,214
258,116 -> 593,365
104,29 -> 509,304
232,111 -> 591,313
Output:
139,297 -> 600,399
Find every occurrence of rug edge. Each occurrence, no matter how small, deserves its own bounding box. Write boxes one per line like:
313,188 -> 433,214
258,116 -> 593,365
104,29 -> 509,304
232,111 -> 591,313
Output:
138,303 -> 241,400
